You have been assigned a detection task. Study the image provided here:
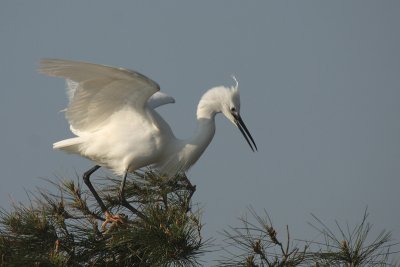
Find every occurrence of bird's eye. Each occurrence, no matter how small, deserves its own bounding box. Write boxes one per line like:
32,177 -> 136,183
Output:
230,107 -> 236,112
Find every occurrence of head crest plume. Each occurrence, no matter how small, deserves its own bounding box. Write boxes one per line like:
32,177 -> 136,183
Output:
231,75 -> 239,91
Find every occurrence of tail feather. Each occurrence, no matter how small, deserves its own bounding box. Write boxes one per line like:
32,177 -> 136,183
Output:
53,138 -> 82,154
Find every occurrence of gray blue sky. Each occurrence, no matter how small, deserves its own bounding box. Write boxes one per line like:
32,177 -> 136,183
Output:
1,1 -> 399,264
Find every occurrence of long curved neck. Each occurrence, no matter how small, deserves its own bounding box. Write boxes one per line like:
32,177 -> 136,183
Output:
191,96 -> 219,150
184,117 -> 215,169
190,116 -> 216,149
180,102 -> 218,169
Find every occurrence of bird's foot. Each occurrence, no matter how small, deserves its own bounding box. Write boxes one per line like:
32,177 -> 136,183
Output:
101,210 -> 126,231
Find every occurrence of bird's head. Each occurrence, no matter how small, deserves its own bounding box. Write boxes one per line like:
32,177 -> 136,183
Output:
197,77 -> 257,152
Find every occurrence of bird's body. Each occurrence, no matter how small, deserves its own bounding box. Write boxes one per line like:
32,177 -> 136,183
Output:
54,99 -> 216,176
54,103 -> 173,175
41,59 -> 256,178
39,59 -> 256,227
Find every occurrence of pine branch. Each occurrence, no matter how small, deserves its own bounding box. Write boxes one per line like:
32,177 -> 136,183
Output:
308,209 -> 399,267
217,208 -> 399,267
1,170 -> 398,266
0,170 -> 206,266
218,207 -> 309,267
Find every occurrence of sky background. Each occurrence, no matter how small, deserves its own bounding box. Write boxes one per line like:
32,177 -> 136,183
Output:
1,1 -> 399,264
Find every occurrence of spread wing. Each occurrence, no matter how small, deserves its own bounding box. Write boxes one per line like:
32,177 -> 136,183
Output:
147,91 -> 175,109
39,59 -> 160,133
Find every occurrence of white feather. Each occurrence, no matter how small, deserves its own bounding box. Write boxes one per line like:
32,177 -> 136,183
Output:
147,91 -> 175,109
39,59 -> 256,177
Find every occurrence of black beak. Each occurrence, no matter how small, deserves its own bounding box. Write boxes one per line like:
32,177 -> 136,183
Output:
233,113 -> 257,152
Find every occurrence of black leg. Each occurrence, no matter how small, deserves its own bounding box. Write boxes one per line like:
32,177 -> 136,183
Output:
119,171 -> 128,196
182,174 -> 196,212
82,165 -> 107,213
119,171 -> 138,212
183,175 -> 196,198
119,170 -> 147,221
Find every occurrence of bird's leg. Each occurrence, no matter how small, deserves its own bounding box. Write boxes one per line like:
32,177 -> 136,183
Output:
119,170 -> 147,221
181,174 -> 196,212
82,165 -> 123,230
83,165 -> 107,212
183,175 -> 196,196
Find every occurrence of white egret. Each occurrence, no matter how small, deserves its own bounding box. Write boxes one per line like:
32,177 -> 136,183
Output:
39,59 -> 257,225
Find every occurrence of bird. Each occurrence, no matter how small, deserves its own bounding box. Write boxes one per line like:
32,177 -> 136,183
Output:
39,59 -> 257,226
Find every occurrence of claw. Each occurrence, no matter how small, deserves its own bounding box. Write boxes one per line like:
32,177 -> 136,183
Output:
101,210 -> 126,231
54,239 -> 60,254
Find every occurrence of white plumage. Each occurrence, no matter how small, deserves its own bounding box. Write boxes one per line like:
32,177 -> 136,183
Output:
40,59 -> 257,177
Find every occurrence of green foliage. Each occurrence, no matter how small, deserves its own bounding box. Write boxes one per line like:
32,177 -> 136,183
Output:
218,208 -> 398,267
218,208 -> 309,267
0,204 -> 65,266
308,209 -> 398,266
0,171 -> 398,266
0,170 -> 204,267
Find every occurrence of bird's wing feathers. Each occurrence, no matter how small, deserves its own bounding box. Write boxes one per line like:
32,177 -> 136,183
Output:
39,59 -> 161,132
147,91 -> 175,109
65,80 -> 175,109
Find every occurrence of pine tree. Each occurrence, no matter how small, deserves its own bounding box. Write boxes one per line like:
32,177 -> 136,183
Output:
218,208 -> 398,266
0,170 -> 398,266
0,170 -> 204,266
